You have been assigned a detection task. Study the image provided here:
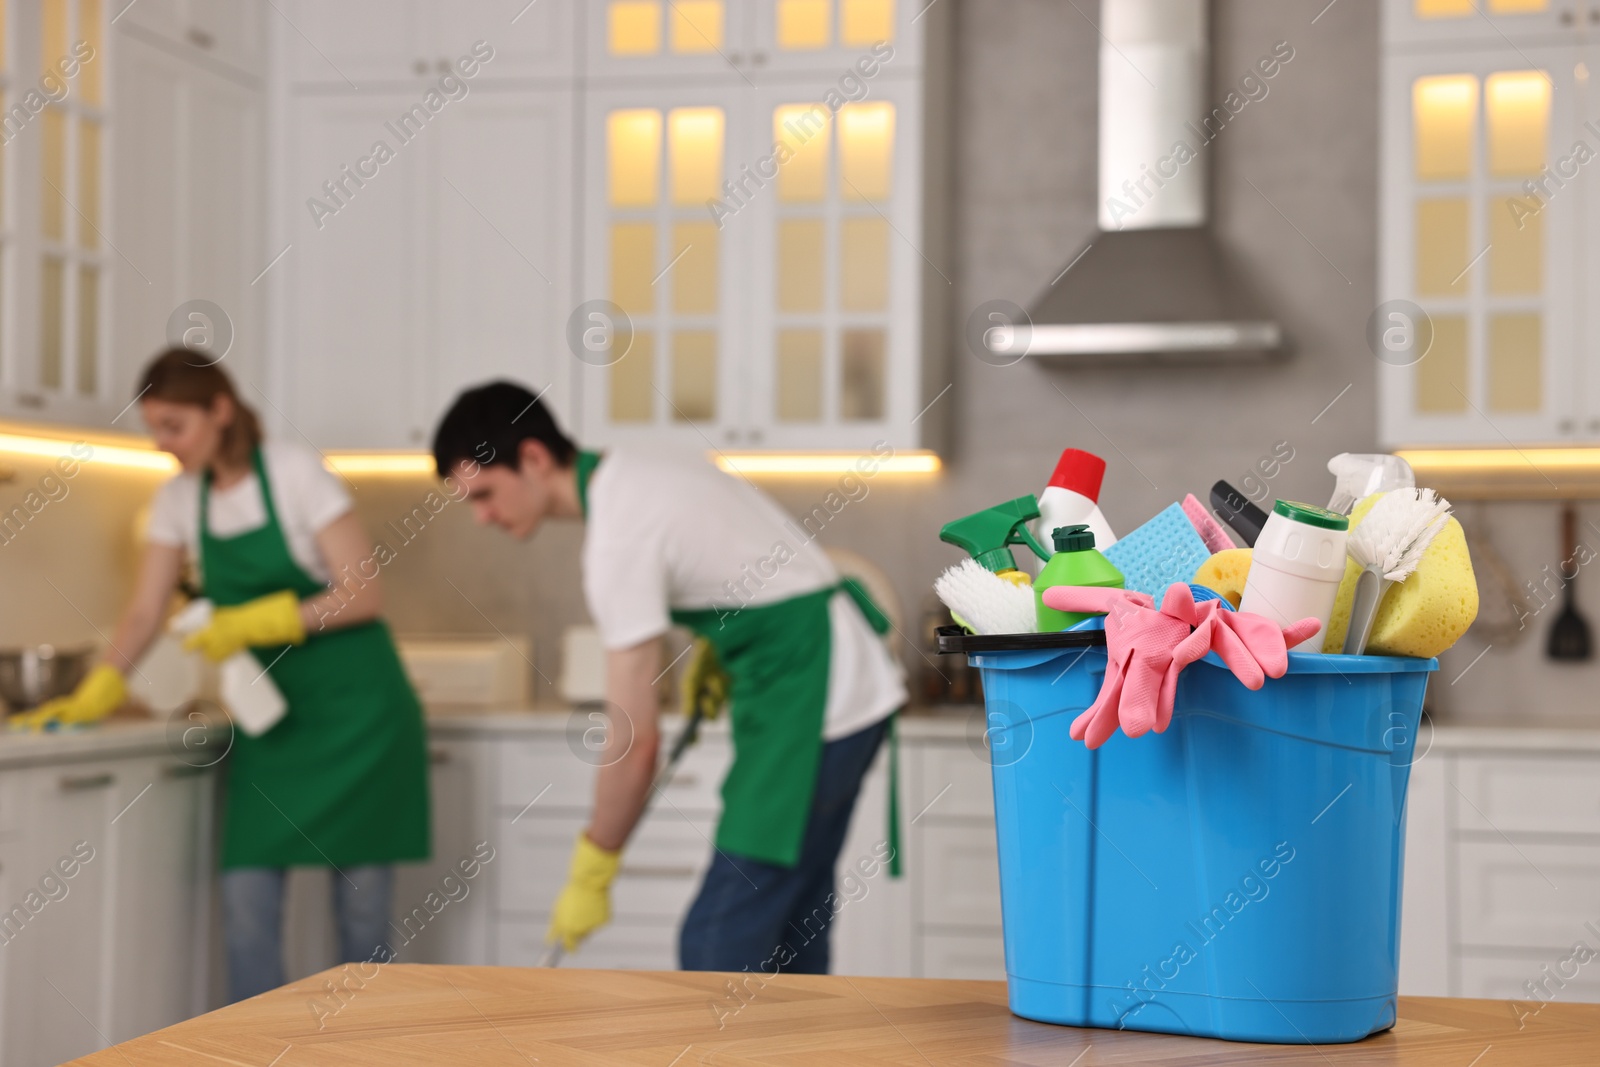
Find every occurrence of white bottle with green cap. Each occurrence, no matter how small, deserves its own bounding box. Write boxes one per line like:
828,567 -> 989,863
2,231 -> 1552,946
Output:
1238,500 -> 1350,651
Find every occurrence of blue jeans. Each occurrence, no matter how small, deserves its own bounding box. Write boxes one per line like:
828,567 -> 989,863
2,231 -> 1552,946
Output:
679,716 -> 890,975
221,865 -> 395,1002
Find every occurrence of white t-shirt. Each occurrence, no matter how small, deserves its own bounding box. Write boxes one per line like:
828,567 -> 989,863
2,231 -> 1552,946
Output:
581,448 -> 905,740
145,439 -> 352,583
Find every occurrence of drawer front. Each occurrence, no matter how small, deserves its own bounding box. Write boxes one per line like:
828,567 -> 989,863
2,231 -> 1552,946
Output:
914,824 -> 1002,927
496,729 -> 729,815
496,813 -> 714,921
1458,952 -> 1600,1004
1455,755 -> 1600,836
1457,840 -> 1600,949
921,931 -> 1007,981
913,743 -> 994,821
497,917 -> 678,970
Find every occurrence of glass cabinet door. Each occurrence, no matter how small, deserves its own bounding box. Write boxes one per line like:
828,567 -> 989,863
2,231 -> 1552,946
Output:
584,1 -> 754,80
578,88 -> 746,447
1380,48 -> 1578,445
741,80 -> 922,451
1384,0 -> 1571,48
34,0 -> 108,405
747,0 -> 921,74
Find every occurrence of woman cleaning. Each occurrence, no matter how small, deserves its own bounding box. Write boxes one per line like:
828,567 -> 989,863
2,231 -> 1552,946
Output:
19,348 -> 429,1001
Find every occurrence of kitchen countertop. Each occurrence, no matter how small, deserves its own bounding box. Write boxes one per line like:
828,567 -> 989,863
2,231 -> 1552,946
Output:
70,964 -> 1600,1066
5,706 -> 1600,768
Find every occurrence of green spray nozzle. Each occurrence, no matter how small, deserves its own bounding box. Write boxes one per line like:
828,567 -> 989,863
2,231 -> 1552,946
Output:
940,495 -> 1051,573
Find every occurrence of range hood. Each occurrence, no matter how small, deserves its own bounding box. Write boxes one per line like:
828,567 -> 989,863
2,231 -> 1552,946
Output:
1022,0 -> 1282,359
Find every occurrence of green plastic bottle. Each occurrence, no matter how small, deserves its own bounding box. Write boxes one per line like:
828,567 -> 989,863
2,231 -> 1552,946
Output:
1033,524 -> 1126,632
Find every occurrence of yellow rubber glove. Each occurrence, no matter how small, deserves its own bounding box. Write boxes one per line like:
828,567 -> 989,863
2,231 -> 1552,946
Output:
546,833 -> 621,953
12,664 -> 126,730
182,590 -> 306,663
678,637 -> 729,721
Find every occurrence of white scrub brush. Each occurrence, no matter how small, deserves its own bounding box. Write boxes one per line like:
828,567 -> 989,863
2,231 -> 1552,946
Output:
935,559 -> 1037,636
1341,488 -> 1453,655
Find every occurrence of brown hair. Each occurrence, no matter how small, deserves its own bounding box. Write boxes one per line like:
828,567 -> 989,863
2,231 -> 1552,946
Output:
138,348 -> 264,469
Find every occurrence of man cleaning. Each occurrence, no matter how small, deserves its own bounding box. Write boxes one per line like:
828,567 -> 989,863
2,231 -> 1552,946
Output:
431,381 -> 906,973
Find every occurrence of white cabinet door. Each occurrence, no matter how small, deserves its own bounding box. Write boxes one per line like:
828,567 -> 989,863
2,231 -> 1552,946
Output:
184,66 -> 267,386
283,92 -> 427,448
124,1 -> 267,79
13,763 -> 122,1067
1379,45 -> 1582,446
422,0 -> 576,81
107,760 -> 215,1042
423,87 -> 576,436
828,740 -> 912,977
0,834 -> 22,1067
281,0 -> 429,85
182,0 -> 268,78
736,78 -> 927,452
1384,0 -> 1576,49
108,31 -> 186,410
578,84 -> 751,449
391,739 -> 495,965
1399,751 -> 1451,996
108,32 -> 265,414
1456,839 -> 1600,950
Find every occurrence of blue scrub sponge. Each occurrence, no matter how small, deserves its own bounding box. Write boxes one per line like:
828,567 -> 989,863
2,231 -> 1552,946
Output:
1103,503 -> 1213,598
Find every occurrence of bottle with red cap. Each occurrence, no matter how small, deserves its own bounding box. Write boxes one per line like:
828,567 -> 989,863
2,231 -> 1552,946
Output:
1032,448 -> 1117,556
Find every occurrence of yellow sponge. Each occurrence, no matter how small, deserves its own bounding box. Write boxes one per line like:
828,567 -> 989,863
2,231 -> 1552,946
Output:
1321,493 -> 1479,657
1193,548 -> 1253,608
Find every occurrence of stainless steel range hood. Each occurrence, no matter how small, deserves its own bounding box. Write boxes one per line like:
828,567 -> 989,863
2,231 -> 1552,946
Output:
1023,0 -> 1282,360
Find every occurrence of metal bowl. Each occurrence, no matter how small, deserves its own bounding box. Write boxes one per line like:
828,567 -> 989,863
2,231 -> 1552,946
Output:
0,646 -> 95,713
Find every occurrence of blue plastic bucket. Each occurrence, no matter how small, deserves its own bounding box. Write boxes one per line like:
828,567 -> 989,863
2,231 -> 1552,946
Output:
969,638 -> 1437,1044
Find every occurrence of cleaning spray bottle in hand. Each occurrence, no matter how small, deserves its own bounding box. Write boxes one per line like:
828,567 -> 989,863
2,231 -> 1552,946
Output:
1034,525 -> 1125,632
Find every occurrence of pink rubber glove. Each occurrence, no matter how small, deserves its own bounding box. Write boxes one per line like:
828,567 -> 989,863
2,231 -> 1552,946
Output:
1043,585 -> 1184,748
1043,583 -> 1321,749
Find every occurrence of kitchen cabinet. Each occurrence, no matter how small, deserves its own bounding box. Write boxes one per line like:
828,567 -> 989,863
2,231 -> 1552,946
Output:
0,734 -> 216,1067
577,58 -> 948,454
116,0 -> 267,80
280,0 -> 576,85
390,738 -> 494,966
1384,0 -> 1589,49
12,761 -> 122,1067
584,0 -> 922,80
275,85 -> 575,449
1380,6 -> 1600,446
109,27 -> 267,413
0,0 -> 265,430
106,759 -> 217,1042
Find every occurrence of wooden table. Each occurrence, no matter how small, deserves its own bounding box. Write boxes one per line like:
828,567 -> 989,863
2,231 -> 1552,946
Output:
73,965 -> 1600,1065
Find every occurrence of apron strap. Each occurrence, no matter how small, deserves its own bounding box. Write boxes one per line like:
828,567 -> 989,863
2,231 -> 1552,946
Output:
840,577 -> 891,636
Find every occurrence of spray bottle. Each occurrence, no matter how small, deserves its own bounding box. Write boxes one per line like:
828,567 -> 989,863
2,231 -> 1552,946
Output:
1034,525 -> 1125,632
940,496 -> 1052,587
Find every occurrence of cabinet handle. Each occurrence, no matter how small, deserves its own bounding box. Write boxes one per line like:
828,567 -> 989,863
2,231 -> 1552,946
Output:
58,772 -> 114,792
663,772 -> 698,788
17,393 -> 45,409
728,52 -> 744,65
186,27 -> 215,49
414,59 -> 429,76
746,428 -> 764,444
751,52 -> 769,67
1587,418 -> 1600,434
162,764 -> 210,779
1561,7 -> 1577,24
429,748 -> 452,766
1560,418 -> 1576,434
437,58 -> 452,73
618,863 -> 698,879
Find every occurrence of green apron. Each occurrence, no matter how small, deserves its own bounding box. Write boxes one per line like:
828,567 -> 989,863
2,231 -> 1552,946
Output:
578,451 -> 901,871
202,449 -> 430,870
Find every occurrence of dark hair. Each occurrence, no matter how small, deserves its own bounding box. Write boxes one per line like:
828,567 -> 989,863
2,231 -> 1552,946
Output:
431,380 -> 576,475
139,348 -> 264,468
